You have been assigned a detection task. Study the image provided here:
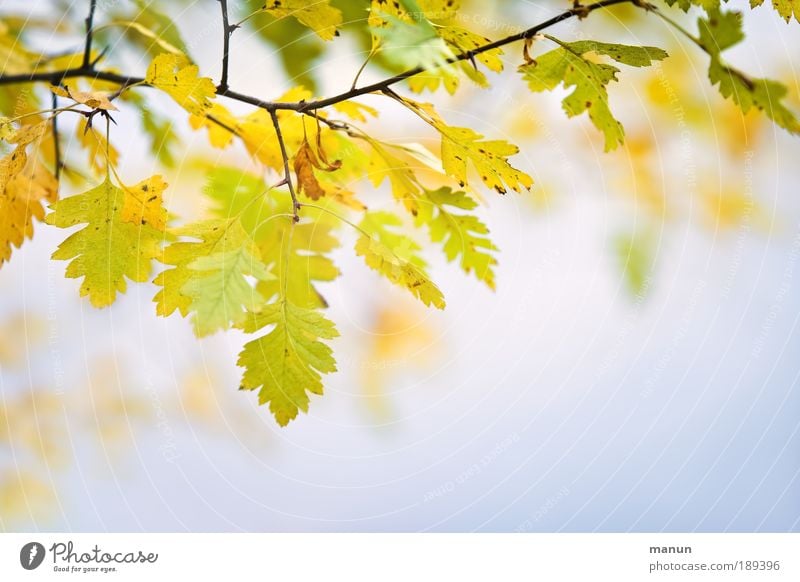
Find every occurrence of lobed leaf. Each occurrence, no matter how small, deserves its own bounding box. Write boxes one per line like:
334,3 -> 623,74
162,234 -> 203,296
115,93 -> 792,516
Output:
750,0 -> 800,23
416,187 -> 498,289
698,10 -> 800,134
238,300 -> 339,426
356,212 -> 445,309
146,53 -> 216,116
519,38 -> 668,151
46,177 -> 166,308
261,0 -> 343,41
181,220 -> 275,337
0,123 -> 56,267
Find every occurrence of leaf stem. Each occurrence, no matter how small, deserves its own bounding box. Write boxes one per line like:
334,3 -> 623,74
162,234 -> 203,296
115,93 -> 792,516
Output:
301,203 -> 371,239
51,92 -> 62,180
650,7 -> 704,50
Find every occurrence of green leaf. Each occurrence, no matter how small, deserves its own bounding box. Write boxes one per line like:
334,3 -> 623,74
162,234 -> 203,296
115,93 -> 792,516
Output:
180,168 -> 341,425
614,230 -> 655,296
416,187 -> 498,289
124,91 -> 180,168
238,300 -> 339,426
155,218 -> 274,337
356,212 -> 446,309
663,0 -> 720,11
181,220 -> 275,337
372,12 -> 456,74
698,10 -> 745,56
370,0 -> 498,94
519,38 -> 668,151
204,166 -> 340,309
46,177 -> 166,308
698,10 -> 800,134
155,219 -> 227,318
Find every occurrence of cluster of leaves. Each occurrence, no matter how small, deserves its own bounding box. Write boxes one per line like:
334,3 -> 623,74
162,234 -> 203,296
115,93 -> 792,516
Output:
0,0 -> 798,425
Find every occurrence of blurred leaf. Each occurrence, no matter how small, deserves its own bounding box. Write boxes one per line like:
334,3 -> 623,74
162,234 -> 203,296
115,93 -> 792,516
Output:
243,0 -> 326,91
360,299 -> 439,421
109,0 -> 190,58
614,230 -> 655,296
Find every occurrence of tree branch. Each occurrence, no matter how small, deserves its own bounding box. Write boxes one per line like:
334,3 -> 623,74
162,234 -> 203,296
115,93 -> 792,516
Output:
275,0 -> 635,113
0,68 -> 144,88
0,0 -> 636,114
269,109 -> 301,222
216,0 -> 238,92
82,0 -> 98,69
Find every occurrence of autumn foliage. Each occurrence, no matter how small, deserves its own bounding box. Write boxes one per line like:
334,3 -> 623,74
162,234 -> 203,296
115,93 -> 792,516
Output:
0,0 -> 798,425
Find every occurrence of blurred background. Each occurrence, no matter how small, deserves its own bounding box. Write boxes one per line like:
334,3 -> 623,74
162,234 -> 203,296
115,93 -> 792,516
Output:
1,0 -> 799,532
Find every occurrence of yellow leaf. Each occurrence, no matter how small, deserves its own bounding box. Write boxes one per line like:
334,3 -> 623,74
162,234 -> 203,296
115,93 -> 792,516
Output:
0,470 -> 54,524
401,98 -> 532,194
50,84 -> 118,111
263,0 -> 343,41
439,124 -> 532,194
146,53 -> 216,115
703,187 -> 768,230
121,175 -> 168,230
439,27 -> 503,73
332,101 -> 379,122
189,102 -> 237,148
362,135 -> 423,214
417,0 -> 461,19
0,119 -> 55,266
46,177 -> 166,307
6,120 -> 47,146
0,116 -> 14,140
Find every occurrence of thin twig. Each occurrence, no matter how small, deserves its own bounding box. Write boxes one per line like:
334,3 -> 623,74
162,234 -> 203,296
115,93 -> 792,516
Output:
269,109 -> 301,221
50,92 -> 61,180
82,0 -> 98,69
